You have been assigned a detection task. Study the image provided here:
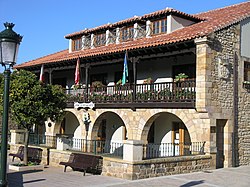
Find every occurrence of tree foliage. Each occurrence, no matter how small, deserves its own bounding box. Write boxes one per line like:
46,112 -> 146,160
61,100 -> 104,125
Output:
8,69 -> 67,130
0,69 -> 67,165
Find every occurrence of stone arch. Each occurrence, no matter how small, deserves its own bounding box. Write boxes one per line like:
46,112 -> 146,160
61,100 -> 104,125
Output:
53,109 -> 85,138
137,109 -> 197,142
89,111 -> 126,141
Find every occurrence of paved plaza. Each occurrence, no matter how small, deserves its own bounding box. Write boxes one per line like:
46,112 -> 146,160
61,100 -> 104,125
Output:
7,163 -> 250,187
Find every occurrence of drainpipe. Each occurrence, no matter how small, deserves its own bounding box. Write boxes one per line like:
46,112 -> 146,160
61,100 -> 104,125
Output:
232,51 -> 239,167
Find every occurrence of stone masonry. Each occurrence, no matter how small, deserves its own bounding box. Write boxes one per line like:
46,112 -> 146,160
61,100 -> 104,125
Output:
102,155 -> 211,180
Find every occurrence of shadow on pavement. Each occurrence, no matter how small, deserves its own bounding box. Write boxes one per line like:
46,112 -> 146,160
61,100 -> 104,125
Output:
180,180 -> 205,187
7,170 -> 44,187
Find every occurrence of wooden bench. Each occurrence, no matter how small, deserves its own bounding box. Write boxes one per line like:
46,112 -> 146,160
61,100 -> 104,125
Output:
59,153 -> 102,176
9,146 -> 43,164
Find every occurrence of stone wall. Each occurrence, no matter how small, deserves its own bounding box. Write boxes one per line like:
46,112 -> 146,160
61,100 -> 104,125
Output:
238,59 -> 250,165
9,144 -> 103,171
211,23 -> 250,166
9,144 -> 49,165
48,149 -> 71,167
102,155 -> 211,180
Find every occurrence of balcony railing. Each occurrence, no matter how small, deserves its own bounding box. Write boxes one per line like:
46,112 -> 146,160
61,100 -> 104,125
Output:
57,135 -> 123,158
143,141 -> 205,159
29,134 -> 57,148
66,80 -> 196,108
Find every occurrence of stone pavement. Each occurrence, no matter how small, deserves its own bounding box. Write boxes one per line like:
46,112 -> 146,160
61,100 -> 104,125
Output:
7,164 -> 250,187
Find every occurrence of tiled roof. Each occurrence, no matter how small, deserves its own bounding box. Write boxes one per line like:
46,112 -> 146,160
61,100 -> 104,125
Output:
15,1 -> 250,69
64,8 -> 202,39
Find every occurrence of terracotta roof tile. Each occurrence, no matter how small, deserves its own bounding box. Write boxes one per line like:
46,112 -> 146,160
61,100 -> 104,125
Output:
64,8 -> 201,39
15,1 -> 250,69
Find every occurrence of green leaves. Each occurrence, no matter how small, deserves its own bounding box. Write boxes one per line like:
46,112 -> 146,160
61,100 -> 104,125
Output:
0,69 -> 67,130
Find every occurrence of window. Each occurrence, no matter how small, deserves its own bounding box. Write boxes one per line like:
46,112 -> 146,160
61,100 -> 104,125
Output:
95,33 -> 106,46
120,26 -> 134,42
152,19 -> 167,35
72,38 -> 82,51
243,61 -> 250,89
244,61 -> 250,82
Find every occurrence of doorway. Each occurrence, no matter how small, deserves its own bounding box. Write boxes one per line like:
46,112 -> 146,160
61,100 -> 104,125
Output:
216,119 -> 227,168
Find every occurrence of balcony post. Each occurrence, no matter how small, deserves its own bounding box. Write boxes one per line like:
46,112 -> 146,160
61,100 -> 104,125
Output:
132,57 -> 139,102
48,68 -> 53,84
85,63 -> 90,102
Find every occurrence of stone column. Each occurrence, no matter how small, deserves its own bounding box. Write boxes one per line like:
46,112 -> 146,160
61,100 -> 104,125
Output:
123,140 -> 143,161
106,30 -> 110,45
134,23 -> 138,39
146,20 -> 151,38
91,34 -> 95,49
10,129 -> 26,144
69,39 -> 72,53
116,28 -> 120,44
195,37 -> 215,166
82,35 -> 87,49
194,37 -> 213,113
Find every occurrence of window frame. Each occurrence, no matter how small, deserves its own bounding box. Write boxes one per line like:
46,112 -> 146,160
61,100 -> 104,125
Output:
72,38 -> 82,51
151,18 -> 167,35
244,61 -> 250,82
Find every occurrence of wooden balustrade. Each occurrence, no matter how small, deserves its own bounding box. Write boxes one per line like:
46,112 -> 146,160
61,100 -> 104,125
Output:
66,80 -> 196,107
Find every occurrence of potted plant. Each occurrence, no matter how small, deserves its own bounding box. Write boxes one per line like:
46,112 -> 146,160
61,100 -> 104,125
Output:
116,79 -> 122,85
72,83 -> 83,90
9,161 -> 44,171
143,77 -> 153,84
174,73 -> 189,82
243,81 -> 250,84
243,81 -> 250,89
91,81 -> 104,88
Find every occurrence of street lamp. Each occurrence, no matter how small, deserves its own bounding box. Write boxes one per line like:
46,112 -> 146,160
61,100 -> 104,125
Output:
0,22 -> 22,187
83,110 -> 91,152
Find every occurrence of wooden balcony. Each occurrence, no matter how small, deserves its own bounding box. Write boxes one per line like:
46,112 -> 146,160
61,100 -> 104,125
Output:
66,80 -> 196,109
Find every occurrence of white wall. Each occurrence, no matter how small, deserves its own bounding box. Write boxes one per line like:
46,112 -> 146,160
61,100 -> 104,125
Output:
105,113 -> 125,142
241,18 -> 250,58
65,112 -> 80,135
138,54 -> 195,81
154,113 -> 182,144
111,126 -> 125,143
170,15 -> 195,32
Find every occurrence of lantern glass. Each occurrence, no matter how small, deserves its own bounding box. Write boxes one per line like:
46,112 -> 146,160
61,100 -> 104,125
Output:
0,40 -> 19,65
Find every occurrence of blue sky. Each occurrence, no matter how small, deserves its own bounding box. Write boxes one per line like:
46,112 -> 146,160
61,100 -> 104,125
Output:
0,0 -> 246,72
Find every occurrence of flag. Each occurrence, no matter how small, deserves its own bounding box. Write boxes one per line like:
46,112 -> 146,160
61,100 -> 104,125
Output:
39,64 -> 44,82
122,52 -> 128,85
75,57 -> 80,85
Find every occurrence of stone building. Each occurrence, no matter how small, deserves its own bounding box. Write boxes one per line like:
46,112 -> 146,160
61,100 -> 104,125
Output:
12,2 -> 250,179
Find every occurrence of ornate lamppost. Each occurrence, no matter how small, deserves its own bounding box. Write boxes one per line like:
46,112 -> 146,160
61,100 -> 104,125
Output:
0,22 -> 22,187
83,110 -> 91,152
